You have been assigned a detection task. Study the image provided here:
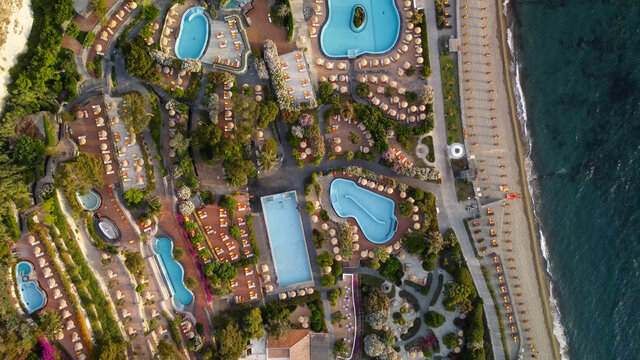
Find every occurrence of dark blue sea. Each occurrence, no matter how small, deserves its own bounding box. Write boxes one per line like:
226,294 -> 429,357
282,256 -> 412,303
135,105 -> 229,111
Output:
510,0 -> 640,358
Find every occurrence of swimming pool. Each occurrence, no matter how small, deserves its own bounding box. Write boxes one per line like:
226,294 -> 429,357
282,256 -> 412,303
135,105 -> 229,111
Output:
15,261 -> 46,314
330,178 -> 397,244
261,192 -> 313,287
320,0 -> 400,58
77,189 -> 102,211
175,6 -> 209,60
152,237 -> 194,309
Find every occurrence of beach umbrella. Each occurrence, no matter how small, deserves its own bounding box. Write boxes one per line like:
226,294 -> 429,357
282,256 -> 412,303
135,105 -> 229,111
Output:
373,59 -> 380,67
100,143 -> 108,151
333,246 -> 340,254
101,31 -> 108,40
331,237 -> 338,245
389,109 -> 397,117
353,234 -> 359,241
311,214 -> 319,223
300,152 -> 307,159
95,44 -> 103,52
398,251 -> 405,259
387,187 -> 394,194
358,75 -> 366,83
265,284 -> 274,292
255,95 -> 263,102
377,86 -> 384,94
109,19 -> 117,28
380,75 -> 389,83
335,145 -> 342,152
407,11 -> 413,18
405,34 -> 413,42
261,264 -> 269,273
103,154 -> 110,162
413,205 -> 419,212
325,62 -> 334,69
401,101 -> 408,108
361,179 -> 368,186
383,58 -> 391,66
329,228 -> 336,236
381,103 -> 389,111
324,266 -> 332,274
360,58 -> 368,67
403,61 -> 412,69
335,254 -> 342,261
122,159 -> 129,167
368,182 -> 375,188
410,115 -> 417,123
417,57 -> 424,65
408,23 -> 414,30
370,75 -> 378,83
400,191 -> 407,198
363,146 -> 369,153
397,68 -> 405,76
401,44 -> 409,52
75,343 -> 83,351
154,23 -> 159,30
361,250 -> 369,258
338,62 -> 347,70
416,47 -> 423,54
399,113 -> 407,121
415,27 -> 422,34
329,74 -> 336,82
137,177 -> 144,185
339,75 -> 346,82
128,1 -> 137,9
394,53 -> 401,61
353,243 -> 360,251
410,105 -> 417,113
392,96 -> 399,104
322,223 -> 329,230
368,251 -> 375,258
135,165 -> 142,173
420,113 -> 427,120
335,137 -> 342,144
399,87 -> 406,95
405,0 -> 412,7
386,246 -> 393,254
377,184 -> 384,191
416,38 -> 422,45
332,83 -> 338,90
340,86 -> 348,94
419,104 -> 426,111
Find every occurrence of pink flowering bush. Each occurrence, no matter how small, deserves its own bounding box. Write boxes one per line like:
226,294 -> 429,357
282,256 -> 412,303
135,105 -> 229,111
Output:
382,148 -> 395,161
298,113 -> 314,127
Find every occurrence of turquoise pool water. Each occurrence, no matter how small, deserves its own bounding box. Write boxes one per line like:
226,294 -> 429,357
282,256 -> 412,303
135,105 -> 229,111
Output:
175,7 -> 209,60
320,0 -> 400,58
16,261 -> 46,314
152,237 -> 193,309
261,192 -> 313,287
330,178 -> 397,244
77,189 -> 101,211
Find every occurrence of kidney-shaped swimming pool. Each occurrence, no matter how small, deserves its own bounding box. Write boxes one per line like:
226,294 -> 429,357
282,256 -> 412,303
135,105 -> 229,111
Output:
330,178 -> 397,244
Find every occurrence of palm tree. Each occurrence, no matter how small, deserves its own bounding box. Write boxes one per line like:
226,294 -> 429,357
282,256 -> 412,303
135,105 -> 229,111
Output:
258,149 -> 278,171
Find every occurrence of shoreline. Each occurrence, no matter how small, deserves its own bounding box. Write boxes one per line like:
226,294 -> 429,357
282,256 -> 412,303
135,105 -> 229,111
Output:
493,0 -> 563,358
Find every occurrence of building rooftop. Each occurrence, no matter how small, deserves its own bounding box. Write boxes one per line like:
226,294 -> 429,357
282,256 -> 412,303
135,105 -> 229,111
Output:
267,329 -> 311,360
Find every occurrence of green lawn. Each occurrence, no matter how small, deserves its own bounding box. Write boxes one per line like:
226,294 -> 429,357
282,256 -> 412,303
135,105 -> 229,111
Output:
440,55 -> 463,145
455,179 -> 474,202
422,135 -> 435,162
75,30 -> 88,45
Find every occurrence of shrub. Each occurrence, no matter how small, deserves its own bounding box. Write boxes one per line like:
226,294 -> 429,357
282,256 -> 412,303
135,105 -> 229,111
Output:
442,332 -> 458,349
321,274 -> 336,288
304,201 -> 315,214
356,82 -> 370,98
319,209 -> 330,222
398,200 -> 414,217
425,311 -> 445,328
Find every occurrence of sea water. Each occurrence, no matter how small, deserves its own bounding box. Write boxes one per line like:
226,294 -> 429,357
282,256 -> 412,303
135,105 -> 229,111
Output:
509,0 -> 640,358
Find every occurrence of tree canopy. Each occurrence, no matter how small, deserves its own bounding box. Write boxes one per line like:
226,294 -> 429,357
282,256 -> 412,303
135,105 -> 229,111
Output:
55,153 -> 104,195
124,251 -> 145,277
118,92 -> 151,134
215,320 -> 245,360
243,307 -> 264,340
12,136 -> 45,168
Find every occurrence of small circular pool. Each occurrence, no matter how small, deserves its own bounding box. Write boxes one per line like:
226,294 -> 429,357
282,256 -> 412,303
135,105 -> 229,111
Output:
175,6 -> 209,60
77,189 -> 102,211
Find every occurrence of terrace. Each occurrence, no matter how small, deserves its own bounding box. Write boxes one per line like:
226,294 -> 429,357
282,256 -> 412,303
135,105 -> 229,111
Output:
189,194 -> 262,304
13,234 -> 89,359
87,1 -> 138,75
279,50 -> 316,106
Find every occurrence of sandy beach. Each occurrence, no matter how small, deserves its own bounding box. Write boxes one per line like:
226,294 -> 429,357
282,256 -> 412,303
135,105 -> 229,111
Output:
0,0 -> 33,112
455,0 -> 562,358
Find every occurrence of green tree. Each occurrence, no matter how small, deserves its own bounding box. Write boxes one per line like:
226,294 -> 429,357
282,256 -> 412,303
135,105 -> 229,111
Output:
264,313 -> 291,340
379,256 -> 403,282
229,224 -> 241,239
157,339 -> 179,359
258,101 -> 279,129
363,288 -> 389,314
124,188 -> 145,207
402,231 -> 426,255
184,276 -> 198,290
90,0 -> 107,22
321,273 -> 336,288
373,247 -> 389,264
96,339 -> 127,360
172,247 -> 184,260
122,38 -> 161,83
38,311 -> 63,338
124,251 -> 145,277
12,136 -> 45,168
424,311 -> 445,328
146,197 -> 162,217
214,261 -> 237,283
66,22 -> 79,38
192,123 -> 223,159
169,132 -> 190,157
333,339 -> 348,357
55,153 -> 104,194
318,81 -> 333,103
443,332 -> 458,349
243,307 -> 263,340
119,92 -> 151,134
443,229 -> 458,249
317,251 -> 333,268
398,200 -> 414,217
356,83 -> 370,99
258,142 -> 278,171
215,320 -> 245,360
425,231 -> 444,256
141,2 -> 160,22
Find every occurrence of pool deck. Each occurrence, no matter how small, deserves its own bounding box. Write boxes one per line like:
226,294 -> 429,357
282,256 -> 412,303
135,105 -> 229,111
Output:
13,233 -> 90,359
307,0 -> 431,126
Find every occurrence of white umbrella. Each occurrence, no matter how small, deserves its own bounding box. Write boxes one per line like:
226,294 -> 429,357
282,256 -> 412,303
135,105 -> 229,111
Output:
405,34 -> 413,42
401,44 -> 409,52
397,68 -> 405,76
404,61 -> 412,69
329,228 -> 336,236
417,57 -> 424,64
363,146 -> 370,153
408,23 -> 415,30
